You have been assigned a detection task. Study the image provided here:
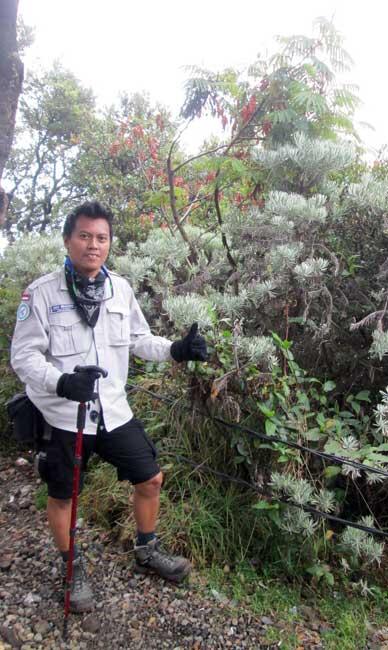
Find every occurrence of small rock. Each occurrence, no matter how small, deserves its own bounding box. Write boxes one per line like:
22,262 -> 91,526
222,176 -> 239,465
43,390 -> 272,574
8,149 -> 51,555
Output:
82,615 -> 100,634
15,458 -> 28,467
23,593 -> 41,606
33,621 -> 50,636
0,554 -> 13,570
210,589 -> 228,604
300,604 -> 317,621
261,616 -> 273,626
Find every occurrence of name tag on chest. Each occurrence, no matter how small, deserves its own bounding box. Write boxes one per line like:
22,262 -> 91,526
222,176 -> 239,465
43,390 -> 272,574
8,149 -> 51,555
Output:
50,304 -> 76,314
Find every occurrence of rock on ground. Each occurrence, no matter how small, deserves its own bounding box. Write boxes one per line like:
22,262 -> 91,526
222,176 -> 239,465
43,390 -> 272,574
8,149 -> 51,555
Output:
0,452 -> 381,649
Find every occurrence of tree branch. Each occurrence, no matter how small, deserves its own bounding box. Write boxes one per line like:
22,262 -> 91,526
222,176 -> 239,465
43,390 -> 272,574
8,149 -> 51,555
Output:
166,148 -> 197,262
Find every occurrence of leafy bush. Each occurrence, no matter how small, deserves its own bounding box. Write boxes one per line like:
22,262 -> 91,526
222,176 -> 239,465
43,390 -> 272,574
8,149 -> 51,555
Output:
0,234 -> 64,441
79,341 -> 386,582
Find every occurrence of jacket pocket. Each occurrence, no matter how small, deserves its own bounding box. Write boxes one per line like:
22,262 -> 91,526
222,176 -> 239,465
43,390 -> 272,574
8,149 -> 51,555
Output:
48,315 -> 91,356
106,303 -> 130,346
36,447 -> 65,483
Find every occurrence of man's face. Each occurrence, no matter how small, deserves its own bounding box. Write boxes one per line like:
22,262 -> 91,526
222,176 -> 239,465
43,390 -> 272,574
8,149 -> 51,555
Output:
64,215 -> 111,277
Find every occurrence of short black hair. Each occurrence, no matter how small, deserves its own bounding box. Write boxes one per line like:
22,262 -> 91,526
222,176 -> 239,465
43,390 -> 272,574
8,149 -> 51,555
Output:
62,201 -> 114,239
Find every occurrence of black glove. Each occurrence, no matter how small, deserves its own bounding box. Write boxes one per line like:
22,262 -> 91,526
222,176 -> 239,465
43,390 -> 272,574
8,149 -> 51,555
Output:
170,322 -> 208,363
56,370 -> 100,402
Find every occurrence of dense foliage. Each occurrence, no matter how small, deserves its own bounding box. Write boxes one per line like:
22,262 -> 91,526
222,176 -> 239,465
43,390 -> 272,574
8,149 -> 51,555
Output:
2,18 -> 388,582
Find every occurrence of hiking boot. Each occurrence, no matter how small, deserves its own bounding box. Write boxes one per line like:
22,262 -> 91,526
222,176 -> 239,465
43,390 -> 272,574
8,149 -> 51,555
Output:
62,555 -> 94,613
134,538 -> 191,583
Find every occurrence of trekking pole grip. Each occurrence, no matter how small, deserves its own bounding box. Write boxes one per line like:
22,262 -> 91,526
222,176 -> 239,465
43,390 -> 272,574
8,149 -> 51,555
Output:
73,366 -> 108,428
73,365 -> 108,378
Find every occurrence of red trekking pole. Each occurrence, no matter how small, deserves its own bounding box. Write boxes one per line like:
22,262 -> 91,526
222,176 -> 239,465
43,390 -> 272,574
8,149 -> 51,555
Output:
63,365 -> 108,639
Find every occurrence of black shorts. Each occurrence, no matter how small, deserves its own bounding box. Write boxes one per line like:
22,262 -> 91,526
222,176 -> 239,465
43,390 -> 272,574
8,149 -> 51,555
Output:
37,417 -> 160,500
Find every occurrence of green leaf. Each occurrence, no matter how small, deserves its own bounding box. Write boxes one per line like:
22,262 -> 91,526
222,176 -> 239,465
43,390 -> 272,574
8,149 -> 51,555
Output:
271,331 -> 285,347
237,442 -> 249,456
259,443 -> 277,451
147,421 -> 166,431
355,391 -> 371,402
229,158 -> 247,176
304,428 -> 324,441
323,381 -> 336,392
316,413 -> 325,427
324,570 -> 335,586
265,419 -> 276,436
324,440 -> 341,454
324,465 -> 341,478
234,456 -> 246,464
350,401 -> 361,415
365,452 -> 388,463
297,391 -> 310,410
258,403 -> 275,418
252,501 -> 279,511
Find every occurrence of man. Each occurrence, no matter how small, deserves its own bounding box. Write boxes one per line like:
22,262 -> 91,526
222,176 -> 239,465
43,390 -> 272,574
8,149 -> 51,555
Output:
11,200 -> 207,613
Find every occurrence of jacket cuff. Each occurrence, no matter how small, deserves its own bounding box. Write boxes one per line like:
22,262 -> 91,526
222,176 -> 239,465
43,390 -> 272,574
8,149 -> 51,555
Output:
45,367 -> 63,394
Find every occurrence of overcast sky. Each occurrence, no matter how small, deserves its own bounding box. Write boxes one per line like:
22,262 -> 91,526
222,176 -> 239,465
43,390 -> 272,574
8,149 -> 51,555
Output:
17,0 -> 388,155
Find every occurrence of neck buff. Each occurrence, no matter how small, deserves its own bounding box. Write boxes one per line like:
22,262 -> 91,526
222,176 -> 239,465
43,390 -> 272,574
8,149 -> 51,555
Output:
64,256 -> 107,328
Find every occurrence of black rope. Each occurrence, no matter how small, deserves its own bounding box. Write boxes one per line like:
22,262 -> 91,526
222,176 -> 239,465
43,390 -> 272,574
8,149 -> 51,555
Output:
170,454 -> 388,539
126,382 -> 388,539
126,383 -> 388,479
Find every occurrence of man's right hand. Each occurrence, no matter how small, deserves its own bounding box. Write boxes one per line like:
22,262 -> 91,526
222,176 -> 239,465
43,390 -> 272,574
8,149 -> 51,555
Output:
56,370 -> 100,402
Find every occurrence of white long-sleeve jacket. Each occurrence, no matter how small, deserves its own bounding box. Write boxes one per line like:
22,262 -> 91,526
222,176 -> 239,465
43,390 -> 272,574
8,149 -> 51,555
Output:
11,268 -> 173,434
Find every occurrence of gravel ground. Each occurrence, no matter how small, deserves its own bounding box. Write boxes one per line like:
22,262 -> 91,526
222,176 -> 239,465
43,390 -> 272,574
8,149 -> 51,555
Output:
1,452 -> 387,650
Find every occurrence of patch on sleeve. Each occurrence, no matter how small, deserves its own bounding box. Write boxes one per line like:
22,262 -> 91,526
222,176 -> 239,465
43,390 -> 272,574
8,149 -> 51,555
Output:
17,302 -> 31,321
21,291 -> 31,301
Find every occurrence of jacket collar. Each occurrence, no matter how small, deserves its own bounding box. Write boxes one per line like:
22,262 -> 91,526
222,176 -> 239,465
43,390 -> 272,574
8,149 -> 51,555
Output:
59,267 -> 69,292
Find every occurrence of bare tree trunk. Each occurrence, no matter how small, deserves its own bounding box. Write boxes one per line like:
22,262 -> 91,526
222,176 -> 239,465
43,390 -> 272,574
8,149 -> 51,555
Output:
0,0 -> 23,224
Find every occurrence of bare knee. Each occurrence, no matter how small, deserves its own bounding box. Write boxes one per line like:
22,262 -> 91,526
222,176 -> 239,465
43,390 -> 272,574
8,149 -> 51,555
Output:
134,471 -> 163,498
47,496 -> 72,511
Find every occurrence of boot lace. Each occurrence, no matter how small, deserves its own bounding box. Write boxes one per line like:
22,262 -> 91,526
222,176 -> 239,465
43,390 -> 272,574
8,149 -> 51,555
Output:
150,541 -> 179,569
72,557 -> 86,590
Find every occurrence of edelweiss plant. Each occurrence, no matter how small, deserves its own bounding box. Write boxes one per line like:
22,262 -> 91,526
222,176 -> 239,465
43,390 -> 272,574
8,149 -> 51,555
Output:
340,516 -> 384,566
0,233 -> 64,288
163,294 -> 215,330
373,387 -> 388,438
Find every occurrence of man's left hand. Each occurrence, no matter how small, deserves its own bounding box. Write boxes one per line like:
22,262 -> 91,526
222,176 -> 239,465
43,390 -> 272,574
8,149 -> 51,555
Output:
170,323 -> 208,363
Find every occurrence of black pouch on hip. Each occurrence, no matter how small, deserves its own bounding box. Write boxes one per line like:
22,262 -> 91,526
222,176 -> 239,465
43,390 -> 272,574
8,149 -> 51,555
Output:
6,392 -> 44,448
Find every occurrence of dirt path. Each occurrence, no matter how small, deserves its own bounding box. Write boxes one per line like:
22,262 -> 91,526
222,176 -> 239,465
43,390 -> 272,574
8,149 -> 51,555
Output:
1,451 -> 383,650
